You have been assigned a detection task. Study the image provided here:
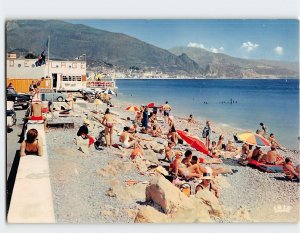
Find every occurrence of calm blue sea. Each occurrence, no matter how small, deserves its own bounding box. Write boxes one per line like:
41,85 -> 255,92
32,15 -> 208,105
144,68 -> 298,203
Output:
115,79 -> 299,150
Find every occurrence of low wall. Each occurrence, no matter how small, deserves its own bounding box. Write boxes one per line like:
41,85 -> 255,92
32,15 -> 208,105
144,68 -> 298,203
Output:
7,124 -> 55,223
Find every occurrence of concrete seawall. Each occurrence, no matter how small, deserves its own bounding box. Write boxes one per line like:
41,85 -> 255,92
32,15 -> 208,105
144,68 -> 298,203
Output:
7,123 -> 55,223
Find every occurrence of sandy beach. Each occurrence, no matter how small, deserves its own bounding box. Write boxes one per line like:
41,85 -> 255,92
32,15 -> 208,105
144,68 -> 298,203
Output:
45,95 -> 300,223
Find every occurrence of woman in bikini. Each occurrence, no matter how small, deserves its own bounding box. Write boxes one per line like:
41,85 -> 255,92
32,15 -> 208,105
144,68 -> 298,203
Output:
20,128 -> 42,157
101,108 -> 114,147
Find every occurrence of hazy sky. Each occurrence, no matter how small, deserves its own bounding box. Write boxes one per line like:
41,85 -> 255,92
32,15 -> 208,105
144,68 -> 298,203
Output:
67,20 -> 299,62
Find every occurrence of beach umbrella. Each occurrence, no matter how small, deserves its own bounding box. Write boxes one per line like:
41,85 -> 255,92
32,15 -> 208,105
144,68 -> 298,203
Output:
147,102 -> 155,108
104,89 -> 115,95
177,130 -> 209,155
237,132 -> 270,147
125,106 -> 140,112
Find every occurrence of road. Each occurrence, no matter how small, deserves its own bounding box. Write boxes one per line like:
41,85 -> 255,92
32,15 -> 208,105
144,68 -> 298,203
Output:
6,108 -> 26,179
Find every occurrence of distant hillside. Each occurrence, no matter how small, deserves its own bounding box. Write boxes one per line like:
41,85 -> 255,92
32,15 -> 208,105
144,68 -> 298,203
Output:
6,20 -> 298,78
169,47 -> 298,78
6,20 -> 200,75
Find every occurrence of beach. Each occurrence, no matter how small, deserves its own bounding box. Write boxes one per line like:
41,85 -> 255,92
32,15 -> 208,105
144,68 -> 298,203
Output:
45,94 -> 299,223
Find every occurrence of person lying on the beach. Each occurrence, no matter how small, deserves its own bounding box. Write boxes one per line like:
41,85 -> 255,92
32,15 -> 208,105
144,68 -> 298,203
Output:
185,152 -> 234,176
119,126 -> 143,150
268,133 -> 287,151
195,175 -> 220,198
25,100 -> 48,131
187,114 -> 196,124
20,128 -> 43,157
283,157 -> 299,181
169,151 -> 202,179
266,145 -> 284,165
191,155 -> 222,164
130,144 -> 144,160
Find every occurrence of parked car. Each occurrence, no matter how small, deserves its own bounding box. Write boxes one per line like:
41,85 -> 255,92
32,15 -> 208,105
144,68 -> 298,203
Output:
7,101 -> 16,128
40,91 -> 67,102
6,88 -> 32,109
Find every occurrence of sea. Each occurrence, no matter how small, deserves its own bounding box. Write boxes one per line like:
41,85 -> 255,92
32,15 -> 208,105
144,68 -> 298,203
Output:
115,79 -> 299,150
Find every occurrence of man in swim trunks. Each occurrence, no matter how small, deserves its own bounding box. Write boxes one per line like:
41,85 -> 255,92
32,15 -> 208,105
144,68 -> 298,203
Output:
26,100 -> 48,130
163,101 -> 172,124
266,145 -> 284,165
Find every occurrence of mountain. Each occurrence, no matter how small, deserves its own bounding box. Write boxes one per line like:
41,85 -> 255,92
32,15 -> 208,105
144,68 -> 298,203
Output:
6,20 -> 200,75
6,20 -> 298,78
169,47 -> 299,78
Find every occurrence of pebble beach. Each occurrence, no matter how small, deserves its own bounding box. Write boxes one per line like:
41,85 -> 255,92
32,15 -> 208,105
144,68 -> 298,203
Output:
46,96 -> 300,223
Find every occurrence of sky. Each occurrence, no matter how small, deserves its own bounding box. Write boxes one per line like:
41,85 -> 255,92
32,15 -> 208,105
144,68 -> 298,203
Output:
67,19 -> 299,62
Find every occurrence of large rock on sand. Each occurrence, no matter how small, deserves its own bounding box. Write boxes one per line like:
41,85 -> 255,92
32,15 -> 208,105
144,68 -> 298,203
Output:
195,189 -> 224,218
145,175 -> 195,214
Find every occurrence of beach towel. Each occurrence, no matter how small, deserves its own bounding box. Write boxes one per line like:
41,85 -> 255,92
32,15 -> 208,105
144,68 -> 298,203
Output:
248,159 -> 283,173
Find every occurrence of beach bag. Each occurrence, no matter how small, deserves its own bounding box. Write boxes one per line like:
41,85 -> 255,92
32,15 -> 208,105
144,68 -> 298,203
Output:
202,126 -> 208,138
180,183 -> 191,197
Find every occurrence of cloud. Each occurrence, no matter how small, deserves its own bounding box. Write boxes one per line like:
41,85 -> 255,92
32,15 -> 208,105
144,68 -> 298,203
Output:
188,42 -> 224,53
187,42 -> 205,49
241,41 -> 259,52
274,46 -> 283,55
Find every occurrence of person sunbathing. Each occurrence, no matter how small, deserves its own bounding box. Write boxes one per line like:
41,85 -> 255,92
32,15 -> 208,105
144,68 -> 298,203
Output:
268,133 -> 287,151
20,128 -> 43,157
283,157 -> 299,181
164,141 -> 175,162
119,126 -> 143,149
135,110 -> 142,123
191,155 -> 222,164
26,100 -> 48,131
266,145 -> 284,165
187,114 -> 196,123
195,176 -> 220,198
189,154 -> 235,176
251,146 -> 265,162
217,135 -> 226,150
169,151 -> 202,179
77,119 -> 95,148
226,140 -> 240,153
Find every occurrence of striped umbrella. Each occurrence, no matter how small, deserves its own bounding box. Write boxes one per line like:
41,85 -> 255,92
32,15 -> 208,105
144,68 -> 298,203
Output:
125,106 -> 140,112
237,132 -> 270,147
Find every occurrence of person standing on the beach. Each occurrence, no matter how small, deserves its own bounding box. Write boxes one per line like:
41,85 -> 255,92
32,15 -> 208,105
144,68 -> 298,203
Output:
163,101 -> 172,123
142,106 -> 149,130
101,108 -> 114,147
203,120 -> 212,149
260,122 -> 268,138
